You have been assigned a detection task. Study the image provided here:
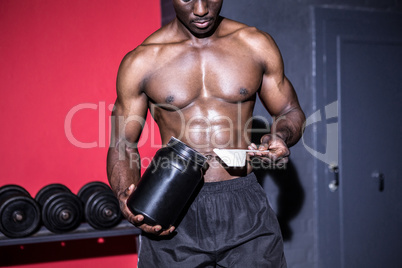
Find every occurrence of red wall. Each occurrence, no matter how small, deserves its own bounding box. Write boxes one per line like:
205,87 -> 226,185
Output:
0,0 -> 161,267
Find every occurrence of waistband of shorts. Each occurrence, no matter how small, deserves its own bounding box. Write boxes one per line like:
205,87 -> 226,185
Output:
200,172 -> 258,193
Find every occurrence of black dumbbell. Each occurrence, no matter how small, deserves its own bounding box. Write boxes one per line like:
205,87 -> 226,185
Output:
35,183 -> 83,233
0,184 -> 41,238
78,181 -> 122,230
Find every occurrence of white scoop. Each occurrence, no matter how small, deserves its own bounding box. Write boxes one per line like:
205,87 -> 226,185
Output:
213,148 -> 268,167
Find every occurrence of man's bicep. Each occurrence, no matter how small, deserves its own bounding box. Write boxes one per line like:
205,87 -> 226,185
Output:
112,56 -> 149,146
259,74 -> 299,117
253,32 -> 299,116
111,95 -> 148,147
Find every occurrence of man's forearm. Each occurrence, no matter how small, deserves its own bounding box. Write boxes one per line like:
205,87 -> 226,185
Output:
271,107 -> 305,147
107,146 -> 141,198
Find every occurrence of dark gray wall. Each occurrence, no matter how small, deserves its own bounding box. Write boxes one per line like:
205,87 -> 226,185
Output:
160,1 -> 401,267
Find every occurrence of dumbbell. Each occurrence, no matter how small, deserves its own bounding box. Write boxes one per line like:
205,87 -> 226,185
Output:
78,181 -> 122,230
0,184 -> 41,238
35,183 -> 83,233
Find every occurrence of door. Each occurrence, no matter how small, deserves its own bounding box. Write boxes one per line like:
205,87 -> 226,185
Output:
314,8 -> 402,268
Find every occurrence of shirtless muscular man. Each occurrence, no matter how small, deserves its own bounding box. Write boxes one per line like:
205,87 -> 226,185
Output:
107,1 -> 305,267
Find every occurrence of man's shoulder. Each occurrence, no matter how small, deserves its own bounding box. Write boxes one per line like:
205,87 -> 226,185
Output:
121,29 -> 169,69
220,18 -> 276,49
219,18 -> 251,34
225,19 -> 273,42
122,25 -> 182,66
218,19 -> 282,68
141,22 -> 183,47
118,25 -> 180,81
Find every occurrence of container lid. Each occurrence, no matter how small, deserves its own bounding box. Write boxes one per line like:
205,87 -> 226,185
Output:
167,137 -> 207,168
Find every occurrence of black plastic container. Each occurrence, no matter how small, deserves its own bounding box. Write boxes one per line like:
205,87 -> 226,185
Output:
127,136 -> 207,229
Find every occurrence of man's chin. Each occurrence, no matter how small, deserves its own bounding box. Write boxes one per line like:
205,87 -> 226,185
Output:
190,28 -> 215,38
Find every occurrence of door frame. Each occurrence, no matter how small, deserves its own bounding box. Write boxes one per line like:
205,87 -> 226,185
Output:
313,7 -> 402,268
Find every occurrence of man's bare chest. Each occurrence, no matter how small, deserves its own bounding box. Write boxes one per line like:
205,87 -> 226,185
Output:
144,46 -> 263,109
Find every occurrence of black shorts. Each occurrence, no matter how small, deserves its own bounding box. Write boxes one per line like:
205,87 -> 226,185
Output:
138,172 -> 287,268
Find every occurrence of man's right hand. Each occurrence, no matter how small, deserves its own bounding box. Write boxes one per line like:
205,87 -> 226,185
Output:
118,184 -> 175,236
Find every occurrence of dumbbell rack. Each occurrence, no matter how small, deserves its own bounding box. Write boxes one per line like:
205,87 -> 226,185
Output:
0,219 -> 140,247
